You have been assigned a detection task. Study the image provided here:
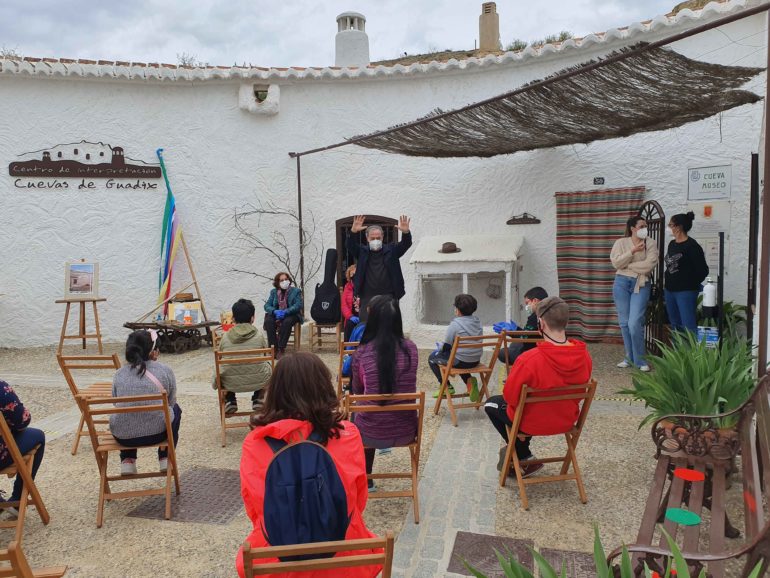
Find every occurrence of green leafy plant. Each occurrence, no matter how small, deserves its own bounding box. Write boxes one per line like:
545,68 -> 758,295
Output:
505,39 -> 528,52
461,526 -> 763,577
618,331 -> 755,429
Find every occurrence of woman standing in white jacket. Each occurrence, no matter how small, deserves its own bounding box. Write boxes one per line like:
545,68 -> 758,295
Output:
610,215 -> 658,371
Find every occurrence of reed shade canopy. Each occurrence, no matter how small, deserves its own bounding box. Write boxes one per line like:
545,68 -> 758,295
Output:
346,43 -> 763,158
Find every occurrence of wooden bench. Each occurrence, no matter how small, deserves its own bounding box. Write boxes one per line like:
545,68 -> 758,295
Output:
609,375 -> 770,577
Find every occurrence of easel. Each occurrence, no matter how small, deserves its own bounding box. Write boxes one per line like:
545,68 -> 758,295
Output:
55,297 -> 106,354
135,232 -> 210,325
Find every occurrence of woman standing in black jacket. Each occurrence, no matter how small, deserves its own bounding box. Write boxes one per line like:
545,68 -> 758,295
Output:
664,211 -> 709,333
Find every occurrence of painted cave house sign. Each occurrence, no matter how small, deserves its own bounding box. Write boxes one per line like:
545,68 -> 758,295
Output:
9,141 -> 161,178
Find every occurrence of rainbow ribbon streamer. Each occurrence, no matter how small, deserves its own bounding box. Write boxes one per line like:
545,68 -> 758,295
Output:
157,148 -> 182,316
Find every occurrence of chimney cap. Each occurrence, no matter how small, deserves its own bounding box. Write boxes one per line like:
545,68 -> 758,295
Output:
336,11 -> 366,21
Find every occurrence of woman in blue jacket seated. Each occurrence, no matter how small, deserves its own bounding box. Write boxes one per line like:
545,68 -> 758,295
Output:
263,272 -> 303,358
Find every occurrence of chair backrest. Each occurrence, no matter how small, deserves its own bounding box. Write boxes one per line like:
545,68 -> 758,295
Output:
344,392 -> 425,447
0,541 -> 36,578
501,330 -> 542,368
213,348 -> 275,391
77,392 -> 174,455
740,375 -> 770,540
511,380 -> 597,436
56,354 -> 121,397
243,531 -> 394,577
337,342 -> 360,376
446,334 -> 503,370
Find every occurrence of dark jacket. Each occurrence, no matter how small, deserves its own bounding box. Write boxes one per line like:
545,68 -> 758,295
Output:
346,232 -> 412,299
664,237 -> 709,292
264,286 -> 304,323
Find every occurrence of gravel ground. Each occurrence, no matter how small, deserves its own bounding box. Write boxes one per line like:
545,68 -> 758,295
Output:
0,339 -> 654,577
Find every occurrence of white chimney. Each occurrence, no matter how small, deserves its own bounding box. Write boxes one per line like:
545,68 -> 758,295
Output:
479,2 -> 500,51
335,12 -> 370,68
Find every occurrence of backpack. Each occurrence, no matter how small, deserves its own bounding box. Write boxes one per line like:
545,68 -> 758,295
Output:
310,248 -> 341,324
262,430 -> 351,561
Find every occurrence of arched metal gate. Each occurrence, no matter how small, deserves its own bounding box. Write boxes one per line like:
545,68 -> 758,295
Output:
639,200 -> 666,354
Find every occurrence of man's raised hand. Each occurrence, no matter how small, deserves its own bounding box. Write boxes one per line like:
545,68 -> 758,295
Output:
398,215 -> 411,233
351,215 -> 366,233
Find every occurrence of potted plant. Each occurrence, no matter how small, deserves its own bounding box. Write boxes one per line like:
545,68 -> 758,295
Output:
618,331 -> 754,458
462,526 -> 762,577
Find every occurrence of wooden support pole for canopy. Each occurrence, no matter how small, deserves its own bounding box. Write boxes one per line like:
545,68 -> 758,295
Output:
296,155 -> 306,296
758,12 -> 770,376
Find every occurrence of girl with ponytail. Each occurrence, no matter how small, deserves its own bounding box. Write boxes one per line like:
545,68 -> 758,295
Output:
110,330 -> 182,475
350,295 -> 418,486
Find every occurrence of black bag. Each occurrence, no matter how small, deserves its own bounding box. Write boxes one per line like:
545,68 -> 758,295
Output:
310,248 -> 341,324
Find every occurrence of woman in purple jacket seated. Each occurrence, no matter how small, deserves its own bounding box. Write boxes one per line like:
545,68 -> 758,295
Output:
0,381 -> 44,514
350,295 -> 418,488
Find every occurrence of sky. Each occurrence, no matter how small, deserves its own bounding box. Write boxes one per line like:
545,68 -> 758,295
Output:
0,0 -> 679,67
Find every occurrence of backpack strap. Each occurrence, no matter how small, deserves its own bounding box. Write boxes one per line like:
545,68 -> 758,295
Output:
264,436 -> 288,454
307,431 -> 324,444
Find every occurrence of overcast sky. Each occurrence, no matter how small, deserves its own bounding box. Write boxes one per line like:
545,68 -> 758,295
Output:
1,0 -> 678,67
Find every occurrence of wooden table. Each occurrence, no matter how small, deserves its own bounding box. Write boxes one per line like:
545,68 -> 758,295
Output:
55,297 -> 106,354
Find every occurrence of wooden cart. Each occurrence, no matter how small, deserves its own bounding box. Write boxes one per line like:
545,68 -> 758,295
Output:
123,320 -> 219,354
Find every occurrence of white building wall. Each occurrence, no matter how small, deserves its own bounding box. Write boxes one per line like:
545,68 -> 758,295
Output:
0,10 -> 766,348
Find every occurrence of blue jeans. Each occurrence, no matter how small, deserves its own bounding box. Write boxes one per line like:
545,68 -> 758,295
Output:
613,275 -> 651,367
0,428 -> 45,502
664,289 -> 699,333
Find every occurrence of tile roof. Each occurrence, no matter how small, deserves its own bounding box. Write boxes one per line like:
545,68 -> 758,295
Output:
0,0 -> 756,84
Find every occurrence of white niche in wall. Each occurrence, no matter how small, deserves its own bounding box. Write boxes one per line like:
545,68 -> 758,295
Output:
239,83 -> 279,115
410,235 -> 524,328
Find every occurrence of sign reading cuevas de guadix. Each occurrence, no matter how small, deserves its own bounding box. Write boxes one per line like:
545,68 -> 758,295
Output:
9,141 -> 161,189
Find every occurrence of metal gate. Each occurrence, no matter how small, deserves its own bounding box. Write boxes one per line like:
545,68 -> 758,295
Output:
639,200 -> 666,354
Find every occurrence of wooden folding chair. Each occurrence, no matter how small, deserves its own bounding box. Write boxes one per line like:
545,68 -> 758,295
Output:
345,392 -> 425,523
433,334 -> 503,427
286,323 -> 302,351
56,354 -> 120,455
0,420 -> 49,546
0,541 -> 67,578
499,380 -> 597,510
214,348 -> 275,447
77,392 -> 180,528
501,330 -> 542,373
336,341 -> 360,398
307,321 -> 342,352
242,531 -> 394,577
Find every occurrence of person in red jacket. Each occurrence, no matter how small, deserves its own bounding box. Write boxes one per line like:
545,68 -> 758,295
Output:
341,264 -> 360,341
237,351 -> 381,578
484,296 -> 592,479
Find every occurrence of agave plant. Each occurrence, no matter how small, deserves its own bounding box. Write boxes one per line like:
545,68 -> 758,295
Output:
462,526 -> 762,577
618,331 -> 755,429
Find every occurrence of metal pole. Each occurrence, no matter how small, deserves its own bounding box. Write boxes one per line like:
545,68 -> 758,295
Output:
759,14 -> 770,376
296,155 -> 306,297
718,231 -> 725,344
748,153 -> 759,342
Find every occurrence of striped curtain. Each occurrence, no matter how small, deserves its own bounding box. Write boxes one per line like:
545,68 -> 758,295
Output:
555,186 -> 645,340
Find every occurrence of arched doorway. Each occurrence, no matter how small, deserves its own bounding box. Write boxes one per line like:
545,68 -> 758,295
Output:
639,200 -> 666,353
335,215 -> 398,287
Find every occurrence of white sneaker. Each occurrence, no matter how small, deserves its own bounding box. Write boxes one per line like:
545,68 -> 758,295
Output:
639,365 -> 651,372
158,458 -> 168,473
120,459 -> 137,476
616,360 -> 630,369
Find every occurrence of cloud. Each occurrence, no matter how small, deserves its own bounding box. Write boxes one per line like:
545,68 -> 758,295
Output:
1,0 -> 677,66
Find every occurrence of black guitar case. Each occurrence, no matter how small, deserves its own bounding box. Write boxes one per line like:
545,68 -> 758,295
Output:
310,248 -> 341,324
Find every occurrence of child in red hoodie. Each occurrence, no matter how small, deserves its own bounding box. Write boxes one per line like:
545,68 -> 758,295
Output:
485,296 -> 593,478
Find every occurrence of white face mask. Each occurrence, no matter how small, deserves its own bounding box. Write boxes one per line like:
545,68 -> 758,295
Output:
369,239 -> 383,251
279,280 -> 290,290
524,303 -> 532,314
636,228 -> 648,240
